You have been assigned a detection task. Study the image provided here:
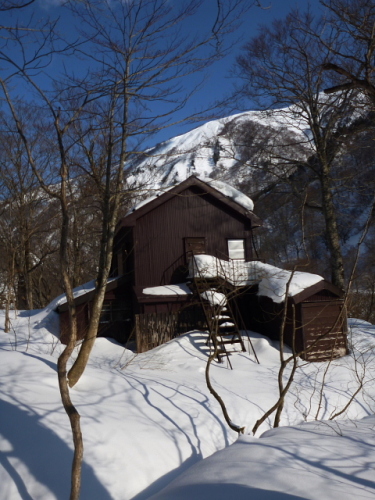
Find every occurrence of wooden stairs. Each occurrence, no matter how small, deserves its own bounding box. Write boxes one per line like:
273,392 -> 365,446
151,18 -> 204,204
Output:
191,277 -> 247,368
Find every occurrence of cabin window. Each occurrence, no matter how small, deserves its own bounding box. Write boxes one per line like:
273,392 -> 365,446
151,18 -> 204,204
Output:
99,300 -> 131,324
228,239 -> 245,260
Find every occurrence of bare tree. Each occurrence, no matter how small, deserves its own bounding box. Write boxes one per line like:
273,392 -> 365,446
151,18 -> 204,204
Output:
0,0 -> 35,11
234,8 -> 367,290
321,0 -> 375,104
1,0 -> 250,496
64,0 -> 248,387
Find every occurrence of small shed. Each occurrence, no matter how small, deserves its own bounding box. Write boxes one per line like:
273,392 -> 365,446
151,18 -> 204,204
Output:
57,277 -> 133,345
237,280 -> 348,362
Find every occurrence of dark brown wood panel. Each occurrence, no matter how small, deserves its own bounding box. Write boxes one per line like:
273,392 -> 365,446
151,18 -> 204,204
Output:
301,302 -> 347,360
133,186 -> 253,287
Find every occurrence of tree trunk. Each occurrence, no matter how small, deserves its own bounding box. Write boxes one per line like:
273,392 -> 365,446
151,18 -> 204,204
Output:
320,164 -> 345,290
57,344 -> 83,500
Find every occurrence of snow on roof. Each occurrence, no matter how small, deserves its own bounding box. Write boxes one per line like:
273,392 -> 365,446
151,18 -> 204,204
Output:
255,261 -> 324,303
200,177 -> 254,211
52,277 -> 118,309
190,255 -> 323,303
126,176 -> 254,216
142,283 -> 192,296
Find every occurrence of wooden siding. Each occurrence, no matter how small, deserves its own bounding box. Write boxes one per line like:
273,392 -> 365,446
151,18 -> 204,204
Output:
235,285 -> 347,361
59,289 -> 134,345
133,186 -> 254,287
136,312 -> 179,352
301,302 -> 347,361
135,306 -> 207,353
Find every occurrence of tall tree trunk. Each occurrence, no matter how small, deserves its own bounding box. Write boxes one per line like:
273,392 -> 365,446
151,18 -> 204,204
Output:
320,165 -> 345,290
58,159 -> 84,500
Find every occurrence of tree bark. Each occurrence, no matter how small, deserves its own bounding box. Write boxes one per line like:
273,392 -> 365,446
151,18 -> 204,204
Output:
320,163 -> 345,290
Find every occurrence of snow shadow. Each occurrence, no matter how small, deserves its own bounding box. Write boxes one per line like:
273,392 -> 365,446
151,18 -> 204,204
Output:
122,371 -> 231,497
131,453 -> 200,500
148,483 -> 307,500
0,398 -> 113,500
260,428 -> 375,491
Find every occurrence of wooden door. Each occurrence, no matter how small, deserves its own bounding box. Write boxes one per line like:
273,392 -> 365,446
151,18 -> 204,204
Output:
184,237 -> 206,256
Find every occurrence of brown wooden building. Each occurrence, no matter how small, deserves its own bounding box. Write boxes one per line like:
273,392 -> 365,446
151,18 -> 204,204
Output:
236,280 -> 348,361
57,175 -> 348,361
58,175 -> 261,344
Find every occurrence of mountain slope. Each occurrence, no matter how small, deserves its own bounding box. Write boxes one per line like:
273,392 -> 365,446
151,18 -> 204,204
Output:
127,108 -> 311,193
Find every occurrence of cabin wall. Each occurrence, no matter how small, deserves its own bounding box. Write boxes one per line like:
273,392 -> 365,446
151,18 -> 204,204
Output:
300,301 -> 347,361
112,229 -> 135,284
236,286 -> 347,361
133,186 -> 254,287
59,288 -> 134,345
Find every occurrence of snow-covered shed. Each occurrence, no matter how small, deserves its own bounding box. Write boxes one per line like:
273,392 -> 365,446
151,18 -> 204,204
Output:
192,256 -> 348,361
58,175 -> 262,346
238,282 -> 347,362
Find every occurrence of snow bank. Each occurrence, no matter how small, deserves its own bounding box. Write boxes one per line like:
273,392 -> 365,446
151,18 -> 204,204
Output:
190,255 -> 323,302
0,307 -> 375,499
150,416 -> 375,500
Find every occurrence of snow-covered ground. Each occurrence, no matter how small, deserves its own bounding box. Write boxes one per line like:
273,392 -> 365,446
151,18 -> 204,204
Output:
1,307 -> 375,499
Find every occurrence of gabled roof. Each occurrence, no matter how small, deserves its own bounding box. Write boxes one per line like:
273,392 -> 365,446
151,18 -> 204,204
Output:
116,175 -> 262,230
290,279 -> 344,304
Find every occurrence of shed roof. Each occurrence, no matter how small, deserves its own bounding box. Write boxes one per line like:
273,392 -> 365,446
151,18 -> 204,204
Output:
290,279 -> 344,304
117,175 -> 262,229
56,276 -> 126,312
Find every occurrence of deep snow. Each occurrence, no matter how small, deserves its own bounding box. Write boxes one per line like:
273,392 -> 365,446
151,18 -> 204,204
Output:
1,306 -> 375,499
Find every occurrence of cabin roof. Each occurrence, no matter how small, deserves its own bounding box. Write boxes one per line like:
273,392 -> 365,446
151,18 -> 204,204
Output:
56,276 -> 126,312
290,279 -> 344,304
117,175 -> 262,229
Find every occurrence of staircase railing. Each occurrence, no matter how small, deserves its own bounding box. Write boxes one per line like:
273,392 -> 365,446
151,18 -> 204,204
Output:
189,252 -> 259,366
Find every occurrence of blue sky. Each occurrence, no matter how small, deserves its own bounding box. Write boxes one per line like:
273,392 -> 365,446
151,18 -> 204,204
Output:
2,0 -> 324,148
153,0 -> 324,143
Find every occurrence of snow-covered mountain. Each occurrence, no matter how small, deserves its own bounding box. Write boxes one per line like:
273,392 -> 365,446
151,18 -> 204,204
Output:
126,107 -> 311,194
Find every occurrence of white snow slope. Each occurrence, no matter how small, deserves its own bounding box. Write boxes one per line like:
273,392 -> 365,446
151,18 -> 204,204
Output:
1,308 -> 375,500
126,107 -> 310,194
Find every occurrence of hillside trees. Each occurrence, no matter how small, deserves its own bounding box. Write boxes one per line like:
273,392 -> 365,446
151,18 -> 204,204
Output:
235,9 -> 366,290
0,110 -> 62,312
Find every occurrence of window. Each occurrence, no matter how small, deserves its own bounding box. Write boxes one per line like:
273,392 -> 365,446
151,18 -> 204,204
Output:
228,239 -> 245,260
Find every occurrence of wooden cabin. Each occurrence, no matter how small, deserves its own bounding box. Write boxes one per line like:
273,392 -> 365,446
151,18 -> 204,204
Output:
236,280 -> 348,361
57,175 -> 348,362
58,175 -> 261,345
